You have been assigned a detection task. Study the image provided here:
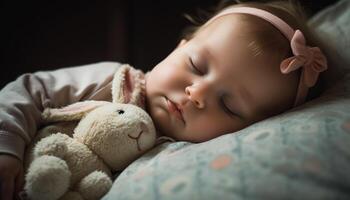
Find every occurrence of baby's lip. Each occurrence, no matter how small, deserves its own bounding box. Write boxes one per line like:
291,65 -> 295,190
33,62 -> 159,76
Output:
166,98 -> 185,124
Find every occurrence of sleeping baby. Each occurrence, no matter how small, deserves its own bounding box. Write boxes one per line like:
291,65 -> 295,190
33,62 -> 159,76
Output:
0,0 -> 328,199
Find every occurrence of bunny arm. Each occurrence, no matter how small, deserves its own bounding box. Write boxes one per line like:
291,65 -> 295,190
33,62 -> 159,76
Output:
75,170 -> 112,200
24,122 -> 77,170
33,133 -> 70,159
25,155 -> 71,200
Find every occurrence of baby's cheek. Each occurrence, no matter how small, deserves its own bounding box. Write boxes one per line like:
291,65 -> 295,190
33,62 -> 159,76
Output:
150,107 -> 172,134
151,107 -> 167,125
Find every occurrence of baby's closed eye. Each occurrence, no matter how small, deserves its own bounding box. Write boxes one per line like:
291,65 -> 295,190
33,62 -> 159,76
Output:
188,57 -> 204,75
219,94 -> 243,120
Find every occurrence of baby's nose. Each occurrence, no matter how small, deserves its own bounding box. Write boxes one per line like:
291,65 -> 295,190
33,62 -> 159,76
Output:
185,85 -> 206,109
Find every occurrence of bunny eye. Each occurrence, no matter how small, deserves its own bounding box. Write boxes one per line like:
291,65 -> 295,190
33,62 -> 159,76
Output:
116,109 -> 125,115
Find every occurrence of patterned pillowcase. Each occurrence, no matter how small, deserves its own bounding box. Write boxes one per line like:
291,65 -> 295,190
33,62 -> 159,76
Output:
103,1 -> 350,199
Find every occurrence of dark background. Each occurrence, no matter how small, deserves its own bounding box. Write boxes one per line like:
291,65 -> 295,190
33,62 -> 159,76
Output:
1,0 -> 338,89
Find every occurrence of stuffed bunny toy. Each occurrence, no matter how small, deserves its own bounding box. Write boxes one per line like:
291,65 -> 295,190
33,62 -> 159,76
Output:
24,65 -> 156,200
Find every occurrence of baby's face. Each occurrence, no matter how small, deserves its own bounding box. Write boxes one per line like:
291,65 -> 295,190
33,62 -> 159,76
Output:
146,15 -> 298,142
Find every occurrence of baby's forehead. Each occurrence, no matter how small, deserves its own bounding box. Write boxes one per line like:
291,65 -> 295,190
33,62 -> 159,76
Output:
194,13 -> 266,43
195,17 -> 272,56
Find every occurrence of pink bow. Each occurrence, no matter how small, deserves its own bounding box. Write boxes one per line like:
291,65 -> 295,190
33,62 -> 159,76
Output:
280,30 -> 328,87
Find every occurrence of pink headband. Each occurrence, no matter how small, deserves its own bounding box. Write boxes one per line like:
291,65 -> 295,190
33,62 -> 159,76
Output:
205,7 -> 328,107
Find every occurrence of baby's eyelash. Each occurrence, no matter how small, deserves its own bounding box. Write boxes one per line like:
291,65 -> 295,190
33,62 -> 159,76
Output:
220,98 -> 235,116
189,58 -> 203,75
219,97 -> 242,119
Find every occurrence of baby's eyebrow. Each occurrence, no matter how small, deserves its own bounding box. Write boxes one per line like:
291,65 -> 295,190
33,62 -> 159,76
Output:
195,44 -> 212,63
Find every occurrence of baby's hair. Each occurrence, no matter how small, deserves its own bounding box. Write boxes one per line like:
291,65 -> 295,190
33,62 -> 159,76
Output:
181,0 -> 326,102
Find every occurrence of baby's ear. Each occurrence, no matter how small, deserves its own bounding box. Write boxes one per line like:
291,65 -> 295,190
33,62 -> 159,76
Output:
112,64 -> 146,108
42,101 -> 110,123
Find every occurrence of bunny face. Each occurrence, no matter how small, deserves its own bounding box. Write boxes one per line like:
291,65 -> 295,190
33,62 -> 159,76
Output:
73,103 -> 156,170
40,65 -> 155,171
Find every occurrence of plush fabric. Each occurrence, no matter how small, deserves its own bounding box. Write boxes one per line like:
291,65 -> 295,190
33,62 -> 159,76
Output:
103,1 -> 350,199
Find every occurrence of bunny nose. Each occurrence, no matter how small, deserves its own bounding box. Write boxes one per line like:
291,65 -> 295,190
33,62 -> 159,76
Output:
128,130 -> 143,151
127,123 -> 149,151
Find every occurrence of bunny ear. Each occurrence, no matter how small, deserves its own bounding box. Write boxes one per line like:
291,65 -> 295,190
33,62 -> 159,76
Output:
42,100 -> 110,123
112,64 -> 146,108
